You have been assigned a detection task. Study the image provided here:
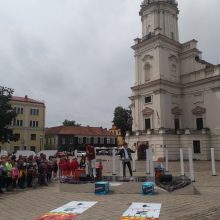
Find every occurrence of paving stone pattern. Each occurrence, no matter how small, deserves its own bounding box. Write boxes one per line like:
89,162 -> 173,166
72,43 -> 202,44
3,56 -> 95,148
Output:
0,158 -> 220,220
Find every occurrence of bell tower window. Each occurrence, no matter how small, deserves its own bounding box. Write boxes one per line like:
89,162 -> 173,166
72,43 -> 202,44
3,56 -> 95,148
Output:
145,118 -> 151,130
196,118 -> 203,130
174,118 -> 180,130
144,63 -> 151,81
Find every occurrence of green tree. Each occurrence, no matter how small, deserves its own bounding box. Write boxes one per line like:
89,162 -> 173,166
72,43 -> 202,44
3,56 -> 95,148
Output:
62,119 -> 81,126
0,86 -> 17,143
112,106 -> 132,137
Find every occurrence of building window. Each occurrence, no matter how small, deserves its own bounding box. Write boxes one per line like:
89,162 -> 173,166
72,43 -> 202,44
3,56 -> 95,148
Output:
14,133 -> 20,140
107,138 -> 111,144
86,137 -> 90,144
174,118 -> 180,130
171,32 -> 174,40
30,108 -> 39,115
70,138 -> 73,144
110,138 -> 115,144
193,140 -> 201,154
145,118 -> 151,130
62,138 -> 65,145
31,134 -> 36,140
14,146 -> 19,152
145,96 -> 152,104
94,137 -> 98,144
16,120 -> 23,127
30,120 -> 39,127
30,146 -> 36,152
14,107 -> 24,114
100,137 -> 104,144
144,63 -> 151,81
78,137 -> 83,144
196,118 -> 203,130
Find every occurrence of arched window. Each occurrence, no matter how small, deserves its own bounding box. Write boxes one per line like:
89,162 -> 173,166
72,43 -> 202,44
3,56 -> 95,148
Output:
144,63 -> 151,81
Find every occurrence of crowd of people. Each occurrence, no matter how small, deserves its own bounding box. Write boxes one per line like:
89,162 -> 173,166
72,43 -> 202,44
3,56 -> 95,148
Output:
0,143 -> 135,193
0,153 -> 58,193
58,156 -> 87,177
0,152 -> 91,194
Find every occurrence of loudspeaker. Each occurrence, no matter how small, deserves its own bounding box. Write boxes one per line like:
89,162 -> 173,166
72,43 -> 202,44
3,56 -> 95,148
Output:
159,174 -> 172,183
79,174 -> 89,181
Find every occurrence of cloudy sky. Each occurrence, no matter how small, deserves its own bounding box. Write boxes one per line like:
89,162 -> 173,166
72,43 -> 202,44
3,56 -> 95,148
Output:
1,0 -> 220,129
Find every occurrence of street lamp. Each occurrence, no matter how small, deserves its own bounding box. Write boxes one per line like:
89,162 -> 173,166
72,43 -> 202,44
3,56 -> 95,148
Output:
40,134 -> 43,152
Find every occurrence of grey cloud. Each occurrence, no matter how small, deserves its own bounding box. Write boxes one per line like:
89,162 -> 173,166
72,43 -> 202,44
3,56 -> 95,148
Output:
0,0 -> 219,128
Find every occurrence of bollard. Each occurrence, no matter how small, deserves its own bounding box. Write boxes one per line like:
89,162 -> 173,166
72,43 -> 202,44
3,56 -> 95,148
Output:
211,148 -> 217,176
132,152 -> 136,172
74,149 -> 77,158
146,149 -> 150,174
120,160 -> 123,177
188,147 -> 195,182
165,149 -> 169,173
180,148 -> 184,176
149,148 -> 154,180
112,148 -> 116,175
92,159 -> 96,178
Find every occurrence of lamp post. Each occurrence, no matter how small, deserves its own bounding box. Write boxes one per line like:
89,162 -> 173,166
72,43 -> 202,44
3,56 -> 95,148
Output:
40,134 -> 43,152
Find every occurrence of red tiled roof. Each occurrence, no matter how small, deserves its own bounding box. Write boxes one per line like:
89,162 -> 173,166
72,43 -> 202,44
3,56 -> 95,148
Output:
45,126 -> 115,137
11,96 -> 45,105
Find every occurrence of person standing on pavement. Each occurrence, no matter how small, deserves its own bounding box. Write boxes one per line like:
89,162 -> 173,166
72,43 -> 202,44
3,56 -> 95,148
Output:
86,144 -> 96,178
119,142 -> 136,180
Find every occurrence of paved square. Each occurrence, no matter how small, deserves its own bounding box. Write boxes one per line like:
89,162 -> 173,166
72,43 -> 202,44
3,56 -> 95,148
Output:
1,157 -> 220,220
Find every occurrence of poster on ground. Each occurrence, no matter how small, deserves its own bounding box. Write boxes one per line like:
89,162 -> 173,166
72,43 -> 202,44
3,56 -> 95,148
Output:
120,203 -> 161,220
35,201 -> 97,220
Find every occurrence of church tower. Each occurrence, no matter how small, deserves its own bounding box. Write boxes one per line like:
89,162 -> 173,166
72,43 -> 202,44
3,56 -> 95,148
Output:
140,0 -> 179,41
128,0 -> 220,161
131,0 -> 181,133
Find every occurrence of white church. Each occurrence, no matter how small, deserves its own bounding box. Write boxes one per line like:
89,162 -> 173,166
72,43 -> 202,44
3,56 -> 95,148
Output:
126,0 -> 220,161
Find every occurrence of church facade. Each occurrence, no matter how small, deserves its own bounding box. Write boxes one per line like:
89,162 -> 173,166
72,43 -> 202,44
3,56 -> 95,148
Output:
126,0 -> 220,160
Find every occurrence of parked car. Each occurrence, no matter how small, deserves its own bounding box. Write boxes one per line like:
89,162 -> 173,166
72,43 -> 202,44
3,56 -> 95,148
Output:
37,150 -> 58,159
55,151 -> 66,158
97,150 -> 109,155
15,150 -> 36,158
0,150 -> 8,157
77,151 -> 86,157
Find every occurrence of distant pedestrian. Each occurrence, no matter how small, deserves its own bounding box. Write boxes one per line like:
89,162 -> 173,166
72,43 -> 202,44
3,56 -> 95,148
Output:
70,157 -> 79,176
12,162 -> 19,191
79,157 -> 86,169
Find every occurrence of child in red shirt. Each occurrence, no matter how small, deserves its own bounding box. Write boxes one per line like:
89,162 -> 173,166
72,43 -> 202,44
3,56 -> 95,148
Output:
70,158 -> 79,176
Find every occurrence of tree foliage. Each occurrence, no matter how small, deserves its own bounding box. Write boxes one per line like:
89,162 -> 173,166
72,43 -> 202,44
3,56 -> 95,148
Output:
62,119 -> 81,126
0,86 -> 17,143
112,106 -> 132,137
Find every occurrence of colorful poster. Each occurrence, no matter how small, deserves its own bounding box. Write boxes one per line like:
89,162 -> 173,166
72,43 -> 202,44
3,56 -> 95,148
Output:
120,203 -> 161,220
35,201 -> 97,220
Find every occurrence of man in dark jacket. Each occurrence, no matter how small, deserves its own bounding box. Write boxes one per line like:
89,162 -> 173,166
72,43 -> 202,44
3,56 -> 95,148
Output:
119,142 -> 136,180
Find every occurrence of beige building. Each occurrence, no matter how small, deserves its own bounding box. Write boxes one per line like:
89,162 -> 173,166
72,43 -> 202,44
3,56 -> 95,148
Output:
109,125 -> 124,146
1,95 -> 45,153
127,0 -> 220,160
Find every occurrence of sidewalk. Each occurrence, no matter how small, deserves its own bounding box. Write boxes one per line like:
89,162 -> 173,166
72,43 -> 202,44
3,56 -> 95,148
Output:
0,159 -> 220,219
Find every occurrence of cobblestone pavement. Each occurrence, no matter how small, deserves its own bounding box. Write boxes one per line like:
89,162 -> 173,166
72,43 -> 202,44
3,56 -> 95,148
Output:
1,157 -> 220,220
